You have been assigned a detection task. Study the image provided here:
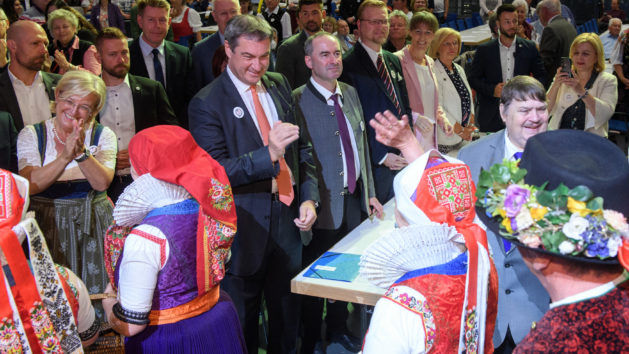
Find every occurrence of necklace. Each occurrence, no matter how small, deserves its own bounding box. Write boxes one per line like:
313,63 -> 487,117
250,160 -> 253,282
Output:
52,127 -> 66,146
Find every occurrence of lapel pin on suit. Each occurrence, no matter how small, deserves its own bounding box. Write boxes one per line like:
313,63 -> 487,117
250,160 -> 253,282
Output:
233,106 -> 245,119
135,86 -> 141,92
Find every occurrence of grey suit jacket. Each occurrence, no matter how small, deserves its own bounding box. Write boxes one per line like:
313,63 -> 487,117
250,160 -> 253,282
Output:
293,80 -> 375,230
458,130 -> 550,345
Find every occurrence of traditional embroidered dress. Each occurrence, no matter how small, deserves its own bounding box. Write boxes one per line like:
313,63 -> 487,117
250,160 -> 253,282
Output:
514,273 -> 629,353
17,119 -> 116,297
0,170 -> 93,353
362,153 -> 498,354
104,126 -> 243,353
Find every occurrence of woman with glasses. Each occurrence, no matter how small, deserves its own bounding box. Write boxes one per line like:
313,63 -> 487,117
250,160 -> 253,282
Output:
16,70 -> 116,299
394,11 -> 452,152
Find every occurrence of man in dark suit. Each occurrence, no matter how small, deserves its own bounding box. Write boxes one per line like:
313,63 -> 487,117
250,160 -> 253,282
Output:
340,0 -> 411,203
294,32 -> 383,354
275,0 -> 325,89
469,4 -> 546,133
129,0 -> 193,128
95,27 -> 178,202
0,21 -> 60,132
191,0 -> 240,91
537,0 -> 576,86
457,76 -> 551,353
0,112 -> 17,172
189,15 -> 319,354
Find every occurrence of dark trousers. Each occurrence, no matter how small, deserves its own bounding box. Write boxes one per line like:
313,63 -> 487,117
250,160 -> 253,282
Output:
372,164 -> 396,204
222,199 -> 302,354
107,174 -> 133,204
301,190 -> 361,353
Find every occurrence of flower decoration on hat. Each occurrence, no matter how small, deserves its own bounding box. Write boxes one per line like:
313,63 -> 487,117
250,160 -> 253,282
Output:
476,159 -> 629,260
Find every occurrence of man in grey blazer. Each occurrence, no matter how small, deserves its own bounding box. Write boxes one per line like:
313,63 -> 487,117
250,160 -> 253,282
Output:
457,76 -> 551,353
294,32 -> 383,353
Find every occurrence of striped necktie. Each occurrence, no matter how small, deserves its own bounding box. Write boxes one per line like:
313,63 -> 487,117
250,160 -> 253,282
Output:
376,53 -> 402,116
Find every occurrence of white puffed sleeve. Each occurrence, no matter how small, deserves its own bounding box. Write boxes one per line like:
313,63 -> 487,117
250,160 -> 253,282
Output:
117,224 -> 170,313
17,125 -> 41,170
362,285 -> 427,354
187,8 -> 203,32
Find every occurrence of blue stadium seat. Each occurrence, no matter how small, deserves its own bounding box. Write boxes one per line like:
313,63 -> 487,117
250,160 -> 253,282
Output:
465,17 -> 474,29
456,19 -> 466,30
446,13 -> 457,22
577,24 -> 585,34
447,20 -> 457,30
472,12 -> 483,26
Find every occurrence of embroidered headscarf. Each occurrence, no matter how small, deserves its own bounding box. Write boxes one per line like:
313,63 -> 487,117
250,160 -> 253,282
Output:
393,151 -> 498,354
124,125 -> 237,295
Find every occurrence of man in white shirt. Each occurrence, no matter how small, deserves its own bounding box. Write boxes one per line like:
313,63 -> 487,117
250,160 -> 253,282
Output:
188,14 -> 319,354
95,27 -> 177,201
258,0 -> 292,41
469,4 -> 546,132
601,18 -> 622,60
0,21 -> 59,132
128,0 -> 193,128
294,32 -> 383,353
457,75 -> 551,353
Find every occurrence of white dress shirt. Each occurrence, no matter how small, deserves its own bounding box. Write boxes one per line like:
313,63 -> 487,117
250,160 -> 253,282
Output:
8,69 -> 52,126
309,77 -> 360,188
100,75 -> 135,175
226,66 -> 279,139
499,36 -> 517,82
504,129 -> 522,160
138,35 -> 167,88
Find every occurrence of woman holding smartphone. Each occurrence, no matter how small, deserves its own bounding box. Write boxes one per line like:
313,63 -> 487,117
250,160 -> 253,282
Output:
547,33 -> 617,137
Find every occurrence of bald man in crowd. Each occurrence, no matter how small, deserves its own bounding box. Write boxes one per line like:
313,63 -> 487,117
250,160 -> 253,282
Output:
0,21 -> 60,132
192,0 -> 240,90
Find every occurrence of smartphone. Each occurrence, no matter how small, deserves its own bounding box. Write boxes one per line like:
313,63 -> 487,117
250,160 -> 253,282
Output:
560,57 -> 573,78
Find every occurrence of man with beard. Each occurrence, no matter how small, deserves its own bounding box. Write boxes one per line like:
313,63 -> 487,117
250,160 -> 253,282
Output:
340,0 -> 410,203
94,27 -> 177,202
275,0 -> 325,89
469,4 -> 546,132
0,21 -> 59,132
293,32 -> 383,353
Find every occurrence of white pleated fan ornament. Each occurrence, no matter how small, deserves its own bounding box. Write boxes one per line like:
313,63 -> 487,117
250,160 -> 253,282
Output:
113,173 -> 191,226
359,222 -> 465,288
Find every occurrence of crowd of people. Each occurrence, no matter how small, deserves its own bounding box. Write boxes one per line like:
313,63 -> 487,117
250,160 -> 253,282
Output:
0,0 -> 628,352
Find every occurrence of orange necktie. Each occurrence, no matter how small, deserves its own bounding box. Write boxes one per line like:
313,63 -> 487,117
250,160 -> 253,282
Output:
250,85 -> 294,206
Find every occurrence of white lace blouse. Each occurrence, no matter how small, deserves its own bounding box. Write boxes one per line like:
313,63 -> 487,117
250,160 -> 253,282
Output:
17,118 -> 117,181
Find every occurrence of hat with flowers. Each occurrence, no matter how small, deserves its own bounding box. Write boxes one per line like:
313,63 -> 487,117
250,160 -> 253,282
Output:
475,130 -> 629,269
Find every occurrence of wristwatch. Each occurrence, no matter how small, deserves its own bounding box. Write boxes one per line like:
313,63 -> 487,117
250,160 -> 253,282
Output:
74,148 -> 91,163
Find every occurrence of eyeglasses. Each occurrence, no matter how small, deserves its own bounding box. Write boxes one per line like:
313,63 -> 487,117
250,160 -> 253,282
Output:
61,98 -> 93,117
360,18 -> 389,26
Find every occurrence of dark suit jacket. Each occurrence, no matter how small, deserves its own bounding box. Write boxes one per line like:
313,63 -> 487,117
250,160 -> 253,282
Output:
540,16 -> 577,86
457,130 -> 549,345
340,42 -> 410,201
188,71 -> 319,276
191,32 -> 223,92
293,80 -> 375,230
0,70 -> 60,132
129,39 -> 193,129
469,37 -> 547,132
275,30 -> 310,89
96,74 -> 178,131
0,111 -> 17,173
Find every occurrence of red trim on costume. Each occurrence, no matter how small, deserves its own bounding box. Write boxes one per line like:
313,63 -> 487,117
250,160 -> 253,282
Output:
129,229 -> 167,268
